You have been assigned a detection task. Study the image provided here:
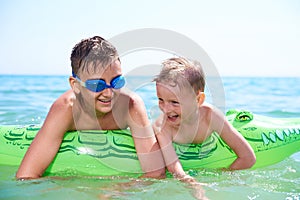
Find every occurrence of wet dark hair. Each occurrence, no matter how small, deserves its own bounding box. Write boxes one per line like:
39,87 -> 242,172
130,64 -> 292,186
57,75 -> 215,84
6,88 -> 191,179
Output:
70,36 -> 120,75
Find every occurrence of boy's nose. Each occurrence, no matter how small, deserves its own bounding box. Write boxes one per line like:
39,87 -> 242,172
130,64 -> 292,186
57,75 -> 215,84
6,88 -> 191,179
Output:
161,103 -> 172,113
101,87 -> 113,96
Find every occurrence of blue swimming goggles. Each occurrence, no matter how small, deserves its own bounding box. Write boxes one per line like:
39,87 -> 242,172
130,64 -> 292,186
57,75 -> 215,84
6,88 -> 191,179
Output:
72,72 -> 126,92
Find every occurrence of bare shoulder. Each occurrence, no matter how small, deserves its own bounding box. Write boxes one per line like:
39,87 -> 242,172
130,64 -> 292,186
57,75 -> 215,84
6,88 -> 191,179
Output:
53,90 -> 75,107
117,90 -> 149,126
200,103 -> 225,119
199,103 -> 228,132
199,103 -> 214,120
125,90 -> 144,106
118,90 -> 146,112
199,103 -> 214,112
42,90 -> 75,132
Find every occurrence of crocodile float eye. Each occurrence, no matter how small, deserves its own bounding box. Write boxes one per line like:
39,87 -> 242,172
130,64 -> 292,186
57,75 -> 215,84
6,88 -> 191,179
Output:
235,111 -> 253,122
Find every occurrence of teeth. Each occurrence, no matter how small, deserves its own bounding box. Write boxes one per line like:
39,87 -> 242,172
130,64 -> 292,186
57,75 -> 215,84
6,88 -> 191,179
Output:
99,99 -> 111,103
289,128 -> 295,134
169,113 -> 178,117
283,129 -> 290,137
275,130 -> 284,141
262,128 -> 300,145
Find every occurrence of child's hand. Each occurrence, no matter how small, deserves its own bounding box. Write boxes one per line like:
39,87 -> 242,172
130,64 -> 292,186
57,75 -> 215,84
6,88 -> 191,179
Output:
175,174 -> 207,185
181,175 -> 209,200
173,173 -> 209,199
180,174 -> 196,183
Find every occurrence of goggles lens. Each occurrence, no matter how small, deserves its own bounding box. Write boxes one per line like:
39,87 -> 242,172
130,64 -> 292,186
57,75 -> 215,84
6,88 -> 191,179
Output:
73,72 -> 126,92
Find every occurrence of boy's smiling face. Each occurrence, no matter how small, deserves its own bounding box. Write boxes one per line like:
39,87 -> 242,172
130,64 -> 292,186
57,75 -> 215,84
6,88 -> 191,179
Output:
156,82 -> 199,127
74,60 -> 123,115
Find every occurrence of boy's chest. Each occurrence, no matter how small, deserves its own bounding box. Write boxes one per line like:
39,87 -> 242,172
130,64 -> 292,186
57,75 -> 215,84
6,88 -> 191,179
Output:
73,111 -> 128,130
171,122 -> 211,144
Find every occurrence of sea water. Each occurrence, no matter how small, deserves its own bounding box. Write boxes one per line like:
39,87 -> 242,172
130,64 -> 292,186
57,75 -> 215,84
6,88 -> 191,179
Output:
0,75 -> 299,200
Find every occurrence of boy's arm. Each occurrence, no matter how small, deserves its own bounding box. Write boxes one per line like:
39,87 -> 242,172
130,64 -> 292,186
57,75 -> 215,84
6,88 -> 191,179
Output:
152,117 -> 194,181
16,92 -> 74,179
155,131 -> 187,177
127,95 -> 166,178
211,109 -> 256,170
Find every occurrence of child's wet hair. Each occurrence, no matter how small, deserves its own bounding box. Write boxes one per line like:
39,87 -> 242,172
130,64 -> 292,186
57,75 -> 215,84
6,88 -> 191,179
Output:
70,36 -> 120,75
154,57 -> 206,92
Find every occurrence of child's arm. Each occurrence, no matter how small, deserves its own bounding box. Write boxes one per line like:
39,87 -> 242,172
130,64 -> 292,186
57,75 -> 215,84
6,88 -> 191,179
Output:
152,118 -> 195,182
155,131 -> 187,176
16,92 -> 74,179
127,95 -> 166,178
156,131 -> 198,182
211,108 -> 256,170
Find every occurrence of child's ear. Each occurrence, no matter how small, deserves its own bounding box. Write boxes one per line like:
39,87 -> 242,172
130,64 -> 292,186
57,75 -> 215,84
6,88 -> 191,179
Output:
69,76 -> 80,94
196,91 -> 205,106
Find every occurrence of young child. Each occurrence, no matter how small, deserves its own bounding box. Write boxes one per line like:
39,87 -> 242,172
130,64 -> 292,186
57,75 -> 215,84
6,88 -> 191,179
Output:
152,57 -> 256,180
16,36 -> 165,179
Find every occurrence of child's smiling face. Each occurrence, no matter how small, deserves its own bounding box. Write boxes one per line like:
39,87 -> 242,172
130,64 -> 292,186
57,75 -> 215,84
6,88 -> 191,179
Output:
156,82 -> 199,127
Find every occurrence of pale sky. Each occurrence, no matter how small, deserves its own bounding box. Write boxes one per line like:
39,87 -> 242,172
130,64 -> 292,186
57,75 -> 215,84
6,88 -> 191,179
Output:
0,0 -> 299,77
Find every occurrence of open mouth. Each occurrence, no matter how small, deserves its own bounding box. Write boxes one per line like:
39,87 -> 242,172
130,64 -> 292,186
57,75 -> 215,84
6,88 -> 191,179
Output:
98,98 -> 112,104
167,114 -> 179,122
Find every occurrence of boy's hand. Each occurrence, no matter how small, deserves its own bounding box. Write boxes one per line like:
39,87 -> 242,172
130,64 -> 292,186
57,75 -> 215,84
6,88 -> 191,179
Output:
175,174 -> 209,200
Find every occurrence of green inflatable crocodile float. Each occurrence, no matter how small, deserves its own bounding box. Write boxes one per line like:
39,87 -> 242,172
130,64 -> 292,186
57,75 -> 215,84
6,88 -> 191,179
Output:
0,109 -> 299,177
